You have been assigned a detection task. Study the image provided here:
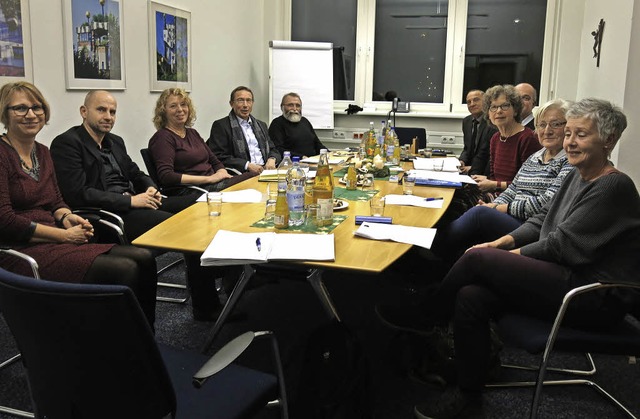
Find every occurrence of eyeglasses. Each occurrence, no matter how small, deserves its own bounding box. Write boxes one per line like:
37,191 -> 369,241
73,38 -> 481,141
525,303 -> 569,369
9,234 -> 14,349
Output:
234,98 -> 254,104
488,103 -> 512,113
537,121 -> 567,130
7,105 -> 45,116
283,103 -> 301,109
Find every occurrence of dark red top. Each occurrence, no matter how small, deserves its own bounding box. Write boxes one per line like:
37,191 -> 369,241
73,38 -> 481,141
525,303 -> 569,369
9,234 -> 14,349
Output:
148,128 -> 225,187
489,127 -> 541,187
0,141 -> 113,282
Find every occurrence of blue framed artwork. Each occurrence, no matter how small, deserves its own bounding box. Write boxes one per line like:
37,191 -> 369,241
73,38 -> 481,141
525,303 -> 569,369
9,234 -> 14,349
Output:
148,1 -> 191,92
0,0 -> 33,83
62,0 -> 126,89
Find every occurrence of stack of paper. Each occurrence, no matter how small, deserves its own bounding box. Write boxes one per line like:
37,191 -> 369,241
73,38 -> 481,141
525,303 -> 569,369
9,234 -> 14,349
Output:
354,222 -> 437,249
301,155 -> 346,165
201,230 -> 335,266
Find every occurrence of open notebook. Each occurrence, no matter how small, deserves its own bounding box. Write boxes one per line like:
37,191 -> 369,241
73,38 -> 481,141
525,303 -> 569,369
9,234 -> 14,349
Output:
201,230 -> 335,266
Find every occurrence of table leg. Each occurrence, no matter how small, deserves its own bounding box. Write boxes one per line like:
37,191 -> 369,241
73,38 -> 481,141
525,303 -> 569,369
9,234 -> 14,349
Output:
201,264 -> 255,353
306,269 -> 341,322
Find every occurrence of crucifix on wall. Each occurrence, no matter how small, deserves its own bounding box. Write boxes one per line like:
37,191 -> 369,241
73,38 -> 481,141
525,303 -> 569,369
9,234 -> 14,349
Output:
591,19 -> 605,67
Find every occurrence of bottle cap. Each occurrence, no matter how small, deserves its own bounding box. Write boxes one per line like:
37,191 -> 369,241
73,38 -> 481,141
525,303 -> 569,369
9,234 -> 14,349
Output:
292,156 -> 300,163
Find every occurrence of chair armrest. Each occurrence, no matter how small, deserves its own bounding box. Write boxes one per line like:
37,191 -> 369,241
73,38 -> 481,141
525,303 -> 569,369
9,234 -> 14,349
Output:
226,167 -> 243,176
72,208 -> 127,244
0,247 -> 40,279
193,331 -> 255,388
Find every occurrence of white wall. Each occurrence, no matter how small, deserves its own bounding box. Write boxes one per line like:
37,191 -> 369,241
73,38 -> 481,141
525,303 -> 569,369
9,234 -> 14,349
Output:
27,0 -> 279,169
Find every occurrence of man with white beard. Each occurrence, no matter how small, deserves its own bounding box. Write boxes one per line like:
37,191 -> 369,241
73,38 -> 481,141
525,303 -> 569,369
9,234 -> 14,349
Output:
269,92 -> 327,158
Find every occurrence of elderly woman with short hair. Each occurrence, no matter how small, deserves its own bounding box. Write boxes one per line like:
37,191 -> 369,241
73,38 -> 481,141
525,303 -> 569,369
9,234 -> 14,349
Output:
472,84 -> 541,193
379,98 -> 640,418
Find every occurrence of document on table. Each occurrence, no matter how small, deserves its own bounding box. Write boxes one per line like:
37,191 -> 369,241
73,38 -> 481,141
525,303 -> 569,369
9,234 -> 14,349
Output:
259,167 -> 311,181
408,170 -> 476,185
412,157 -> 461,172
354,222 -> 437,249
201,230 -> 335,266
196,189 -> 263,203
384,194 -> 444,209
301,155 -> 346,165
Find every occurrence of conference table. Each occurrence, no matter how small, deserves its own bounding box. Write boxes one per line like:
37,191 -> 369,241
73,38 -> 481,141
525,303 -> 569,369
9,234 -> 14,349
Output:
133,162 -> 454,350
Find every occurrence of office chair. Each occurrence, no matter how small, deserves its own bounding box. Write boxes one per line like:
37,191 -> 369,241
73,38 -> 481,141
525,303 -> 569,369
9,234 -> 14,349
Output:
394,127 -> 427,149
486,280 -> 640,418
71,207 -> 189,304
0,246 -> 37,418
0,268 -> 288,419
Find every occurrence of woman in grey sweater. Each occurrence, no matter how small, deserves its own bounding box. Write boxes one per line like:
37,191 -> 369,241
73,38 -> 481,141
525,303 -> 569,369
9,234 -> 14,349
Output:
378,98 -> 640,418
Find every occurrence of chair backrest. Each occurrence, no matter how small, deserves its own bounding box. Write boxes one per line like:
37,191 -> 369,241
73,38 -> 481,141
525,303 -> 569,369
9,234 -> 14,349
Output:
140,148 -> 161,185
0,268 -> 176,418
394,127 -> 427,149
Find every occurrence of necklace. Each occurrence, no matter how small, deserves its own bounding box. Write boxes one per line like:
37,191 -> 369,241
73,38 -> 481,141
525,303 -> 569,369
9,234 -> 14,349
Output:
499,125 -> 523,142
167,126 -> 187,138
3,134 -> 40,180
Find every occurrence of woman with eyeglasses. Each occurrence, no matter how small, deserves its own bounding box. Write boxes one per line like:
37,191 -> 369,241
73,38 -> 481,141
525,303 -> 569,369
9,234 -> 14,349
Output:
0,82 -> 157,327
148,87 -> 253,195
471,84 -> 541,194
431,99 -> 575,264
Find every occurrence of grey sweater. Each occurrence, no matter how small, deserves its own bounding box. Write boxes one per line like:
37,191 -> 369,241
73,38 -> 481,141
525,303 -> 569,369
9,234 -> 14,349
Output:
510,169 -> 640,288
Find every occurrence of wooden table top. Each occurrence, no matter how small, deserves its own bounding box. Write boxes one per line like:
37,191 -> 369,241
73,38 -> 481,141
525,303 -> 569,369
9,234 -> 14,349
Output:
132,166 -> 454,273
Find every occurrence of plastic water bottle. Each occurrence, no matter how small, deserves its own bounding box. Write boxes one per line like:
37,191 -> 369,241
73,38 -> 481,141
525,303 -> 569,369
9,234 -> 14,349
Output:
277,151 -> 293,191
286,156 -> 306,226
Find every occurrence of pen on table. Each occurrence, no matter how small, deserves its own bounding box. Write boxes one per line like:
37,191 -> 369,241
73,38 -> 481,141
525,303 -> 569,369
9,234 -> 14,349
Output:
255,237 -> 261,251
424,197 -> 444,202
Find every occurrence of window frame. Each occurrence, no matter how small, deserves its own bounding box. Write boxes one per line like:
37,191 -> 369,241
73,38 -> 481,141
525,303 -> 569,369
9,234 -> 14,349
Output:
287,0 -> 560,117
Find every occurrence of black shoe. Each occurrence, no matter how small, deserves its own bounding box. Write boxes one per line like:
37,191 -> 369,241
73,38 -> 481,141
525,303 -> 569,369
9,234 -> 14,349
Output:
414,387 -> 483,419
375,304 -> 436,335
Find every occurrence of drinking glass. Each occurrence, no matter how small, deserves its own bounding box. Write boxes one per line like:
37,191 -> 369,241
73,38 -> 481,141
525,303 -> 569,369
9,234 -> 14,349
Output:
207,192 -> 223,216
264,199 -> 277,222
370,195 -> 385,217
403,176 -> 416,195
361,173 -> 375,193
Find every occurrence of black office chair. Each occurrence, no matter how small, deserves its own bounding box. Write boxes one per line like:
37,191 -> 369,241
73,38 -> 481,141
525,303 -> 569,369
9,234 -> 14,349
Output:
70,207 -> 188,304
140,148 -> 210,196
0,246 -> 38,418
394,127 -> 427,149
487,280 -> 640,418
0,268 -> 288,419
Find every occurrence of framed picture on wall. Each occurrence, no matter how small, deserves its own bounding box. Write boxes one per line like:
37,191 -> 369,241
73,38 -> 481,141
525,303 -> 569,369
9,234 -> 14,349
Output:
0,0 -> 33,83
62,0 -> 126,90
148,1 -> 191,92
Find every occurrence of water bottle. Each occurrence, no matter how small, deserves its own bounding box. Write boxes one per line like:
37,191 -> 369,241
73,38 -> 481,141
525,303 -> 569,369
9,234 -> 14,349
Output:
277,151 -> 293,191
286,156 -> 306,226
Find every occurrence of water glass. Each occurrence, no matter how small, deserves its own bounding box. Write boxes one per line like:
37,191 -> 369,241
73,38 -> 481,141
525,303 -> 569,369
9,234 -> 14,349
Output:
370,195 -> 385,217
403,176 -> 416,195
305,204 -> 319,227
207,192 -> 223,216
433,160 -> 444,171
361,173 -> 375,192
264,199 -> 277,222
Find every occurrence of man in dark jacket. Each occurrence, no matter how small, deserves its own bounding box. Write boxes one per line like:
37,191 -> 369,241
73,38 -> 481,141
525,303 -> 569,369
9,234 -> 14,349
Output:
51,90 -> 194,241
459,89 -> 497,176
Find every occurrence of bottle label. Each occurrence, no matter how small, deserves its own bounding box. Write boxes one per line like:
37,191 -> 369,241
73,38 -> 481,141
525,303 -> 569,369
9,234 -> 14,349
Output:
286,190 -> 305,211
317,198 -> 333,220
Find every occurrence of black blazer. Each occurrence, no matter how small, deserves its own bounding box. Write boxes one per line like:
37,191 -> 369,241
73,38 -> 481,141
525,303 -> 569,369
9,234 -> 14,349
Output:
459,115 -> 496,176
207,113 -> 281,173
51,125 -> 156,213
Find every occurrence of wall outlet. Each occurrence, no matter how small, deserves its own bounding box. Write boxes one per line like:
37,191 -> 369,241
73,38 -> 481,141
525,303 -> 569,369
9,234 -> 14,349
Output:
441,136 -> 455,144
333,130 -> 347,139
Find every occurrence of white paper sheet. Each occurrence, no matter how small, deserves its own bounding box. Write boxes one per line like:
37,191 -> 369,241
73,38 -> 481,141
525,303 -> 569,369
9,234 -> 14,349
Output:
354,222 -> 437,249
384,194 -> 444,209
196,189 -> 263,203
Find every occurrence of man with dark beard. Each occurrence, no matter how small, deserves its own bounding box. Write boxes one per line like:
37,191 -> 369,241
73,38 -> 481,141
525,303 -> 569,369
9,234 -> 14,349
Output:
269,92 -> 327,158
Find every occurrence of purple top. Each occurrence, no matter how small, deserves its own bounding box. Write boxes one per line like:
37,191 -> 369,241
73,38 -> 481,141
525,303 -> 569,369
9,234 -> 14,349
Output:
148,127 -> 225,186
